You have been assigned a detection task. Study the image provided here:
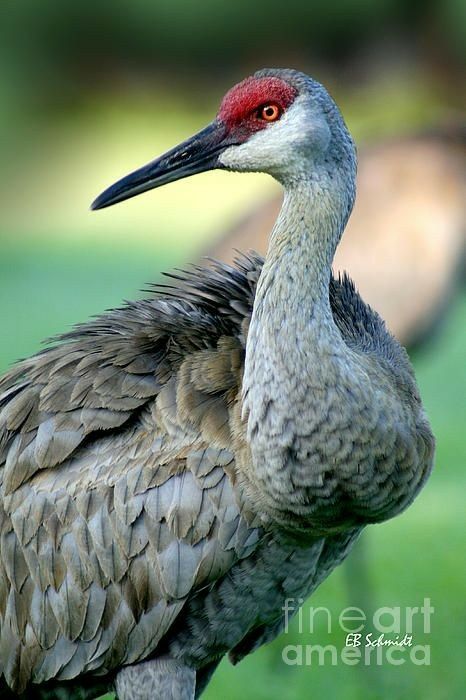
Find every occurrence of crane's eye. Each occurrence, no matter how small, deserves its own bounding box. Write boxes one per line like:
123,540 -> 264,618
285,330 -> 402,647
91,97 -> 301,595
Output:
257,104 -> 282,122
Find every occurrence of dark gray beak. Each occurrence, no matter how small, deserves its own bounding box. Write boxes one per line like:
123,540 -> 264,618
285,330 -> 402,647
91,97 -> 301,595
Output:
91,120 -> 229,210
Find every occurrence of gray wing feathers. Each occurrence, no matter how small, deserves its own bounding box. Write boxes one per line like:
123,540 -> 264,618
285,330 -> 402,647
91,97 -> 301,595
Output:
0,260 -> 262,692
1,441 -> 258,690
0,331 -> 164,494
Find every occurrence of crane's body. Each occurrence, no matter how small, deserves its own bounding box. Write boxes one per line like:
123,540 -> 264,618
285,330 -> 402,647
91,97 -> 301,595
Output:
0,70 -> 434,699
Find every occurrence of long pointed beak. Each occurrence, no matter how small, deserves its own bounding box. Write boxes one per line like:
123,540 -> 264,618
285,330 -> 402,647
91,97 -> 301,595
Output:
91,120 -> 229,210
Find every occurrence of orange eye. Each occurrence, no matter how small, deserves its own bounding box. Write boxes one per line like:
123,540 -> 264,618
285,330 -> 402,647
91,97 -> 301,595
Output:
258,104 -> 282,122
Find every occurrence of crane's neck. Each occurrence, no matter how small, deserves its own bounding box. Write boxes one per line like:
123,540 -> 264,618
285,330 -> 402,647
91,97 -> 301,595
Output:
261,179 -> 348,326
244,175 -> 354,394
242,174 -> 356,526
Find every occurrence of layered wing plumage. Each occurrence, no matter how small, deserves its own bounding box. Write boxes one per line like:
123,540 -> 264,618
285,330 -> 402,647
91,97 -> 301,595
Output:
0,256 -> 264,693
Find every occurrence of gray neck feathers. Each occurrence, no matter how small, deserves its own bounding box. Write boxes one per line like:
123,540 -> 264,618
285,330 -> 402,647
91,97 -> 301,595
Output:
242,164 -> 356,519
243,162 -> 356,403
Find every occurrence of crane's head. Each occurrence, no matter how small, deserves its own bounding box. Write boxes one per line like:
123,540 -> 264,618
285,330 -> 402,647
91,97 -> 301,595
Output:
91,68 -> 356,210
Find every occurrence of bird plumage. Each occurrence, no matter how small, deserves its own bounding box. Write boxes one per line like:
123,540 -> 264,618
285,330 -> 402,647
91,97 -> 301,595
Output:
0,254 -> 432,697
0,69 -> 434,698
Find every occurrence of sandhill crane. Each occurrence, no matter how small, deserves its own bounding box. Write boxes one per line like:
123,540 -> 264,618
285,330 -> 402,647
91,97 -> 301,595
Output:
0,69 -> 434,700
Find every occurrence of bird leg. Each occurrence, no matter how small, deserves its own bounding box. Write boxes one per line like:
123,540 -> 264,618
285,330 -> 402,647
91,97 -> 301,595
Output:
114,656 -> 196,700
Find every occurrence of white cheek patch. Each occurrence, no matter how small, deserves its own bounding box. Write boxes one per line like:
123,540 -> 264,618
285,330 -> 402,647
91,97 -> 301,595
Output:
219,95 -> 325,173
